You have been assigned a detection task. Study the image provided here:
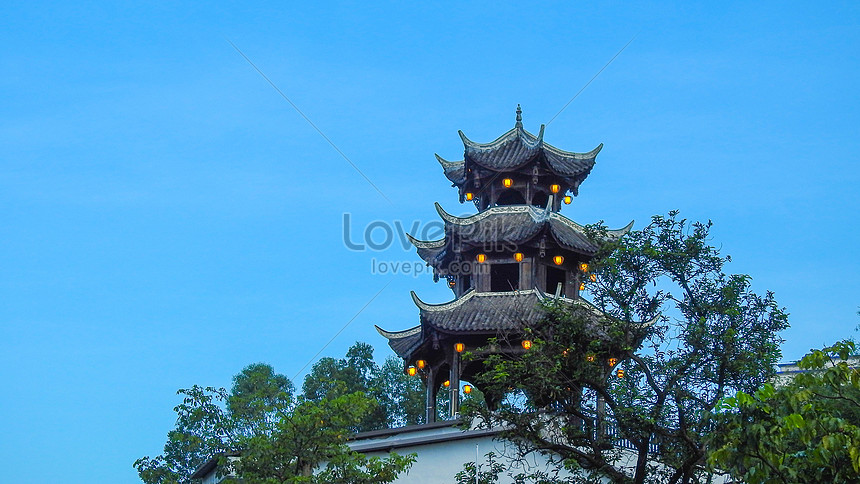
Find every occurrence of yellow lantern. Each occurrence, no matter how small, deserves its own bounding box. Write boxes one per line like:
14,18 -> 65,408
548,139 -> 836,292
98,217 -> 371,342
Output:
553,255 -> 564,265
407,366 -> 417,376
579,262 -> 589,272
608,358 -> 618,367
563,195 -> 572,204
502,178 -> 513,188
522,340 -> 532,350
416,359 -> 426,369
476,253 -> 487,263
465,192 -> 474,201
590,274 -> 597,282
463,384 -> 473,394
586,354 -> 595,362
514,252 -> 524,262
454,343 -> 465,353
579,282 -> 586,291
562,348 -> 570,357
550,184 -> 560,194
443,380 -> 450,387
616,368 -> 625,378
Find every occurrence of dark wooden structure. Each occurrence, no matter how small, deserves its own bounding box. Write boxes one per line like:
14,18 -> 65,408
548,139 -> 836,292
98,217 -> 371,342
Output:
377,106 -> 634,422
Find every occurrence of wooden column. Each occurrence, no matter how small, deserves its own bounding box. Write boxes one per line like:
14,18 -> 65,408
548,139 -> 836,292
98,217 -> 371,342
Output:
424,366 -> 436,423
449,351 -> 460,417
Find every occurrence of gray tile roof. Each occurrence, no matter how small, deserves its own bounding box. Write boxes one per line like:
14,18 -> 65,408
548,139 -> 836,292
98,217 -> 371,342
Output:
412,289 -> 545,332
377,289 -> 656,360
375,325 -> 423,359
437,123 -> 601,191
408,204 -> 632,267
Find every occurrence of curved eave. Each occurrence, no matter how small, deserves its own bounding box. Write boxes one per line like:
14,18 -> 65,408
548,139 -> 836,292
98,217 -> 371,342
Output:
436,154 -> 467,185
606,220 -> 635,239
375,324 -> 422,340
375,325 -> 424,359
550,213 -> 634,241
544,142 -> 603,163
411,289 -> 479,312
406,233 -> 446,249
550,212 -> 633,237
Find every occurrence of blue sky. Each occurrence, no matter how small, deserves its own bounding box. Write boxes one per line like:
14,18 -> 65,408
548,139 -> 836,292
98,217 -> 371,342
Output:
1,1 -> 858,482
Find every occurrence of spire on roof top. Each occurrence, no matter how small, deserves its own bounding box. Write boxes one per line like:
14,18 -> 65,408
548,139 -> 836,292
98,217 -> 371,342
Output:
515,104 -> 523,128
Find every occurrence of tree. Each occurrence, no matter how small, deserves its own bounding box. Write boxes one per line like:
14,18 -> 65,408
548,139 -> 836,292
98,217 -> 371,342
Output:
708,340 -> 860,483
461,212 -> 789,484
134,362 -> 413,483
135,364 -> 288,484
231,392 -> 414,483
377,354 -> 426,426
301,342 -> 425,430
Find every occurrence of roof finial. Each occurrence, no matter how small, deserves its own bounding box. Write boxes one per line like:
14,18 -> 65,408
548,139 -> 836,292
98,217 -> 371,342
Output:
515,104 -> 523,128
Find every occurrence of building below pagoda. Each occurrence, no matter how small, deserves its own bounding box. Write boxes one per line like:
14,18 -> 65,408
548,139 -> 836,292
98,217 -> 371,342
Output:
377,106 -> 634,423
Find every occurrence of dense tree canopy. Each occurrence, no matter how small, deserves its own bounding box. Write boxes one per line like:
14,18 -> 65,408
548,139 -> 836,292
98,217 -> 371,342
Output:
134,354 -> 416,484
301,342 -> 425,430
461,212 -> 789,484
708,340 -> 860,483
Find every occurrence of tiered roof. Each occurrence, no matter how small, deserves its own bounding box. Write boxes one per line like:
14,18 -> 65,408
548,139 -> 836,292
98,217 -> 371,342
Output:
377,289 -> 654,359
407,203 -> 633,271
377,107 -> 637,373
437,107 -> 602,196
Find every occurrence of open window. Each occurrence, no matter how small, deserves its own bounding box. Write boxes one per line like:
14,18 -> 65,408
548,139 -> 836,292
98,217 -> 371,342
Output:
532,191 -> 549,207
490,263 -> 520,292
461,274 -> 472,292
497,189 -> 526,206
546,266 -> 566,296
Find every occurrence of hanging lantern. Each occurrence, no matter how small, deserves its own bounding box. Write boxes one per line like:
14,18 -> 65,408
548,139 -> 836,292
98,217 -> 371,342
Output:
553,255 -> 564,266
502,178 -> 513,188
476,253 -> 487,263
616,368 -> 625,378
586,354 -> 595,362
563,195 -> 572,204
407,366 -> 417,376
579,282 -> 586,291
590,274 -> 597,282
443,380 -> 450,387
579,262 -> 589,272
562,348 -> 570,357
521,340 -> 532,350
514,252 -> 524,262
550,184 -> 560,194
465,192 -> 474,201
416,359 -> 426,369
608,358 -> 618,367
454,343 -> 465,353
463,384 -> 473,394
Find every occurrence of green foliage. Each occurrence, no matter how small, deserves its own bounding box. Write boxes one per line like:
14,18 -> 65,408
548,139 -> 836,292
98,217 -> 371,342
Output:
709,340 -> 860,483
378,354 -> 426,426
232,392 -> 415,483
301,342 -> 424,430
229,363 -> 294,433
135,358 -> 414,484
461,212 -> 788,484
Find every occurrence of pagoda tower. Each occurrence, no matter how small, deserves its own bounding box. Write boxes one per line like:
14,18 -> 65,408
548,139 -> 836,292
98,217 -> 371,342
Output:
377,106 -> 633,422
